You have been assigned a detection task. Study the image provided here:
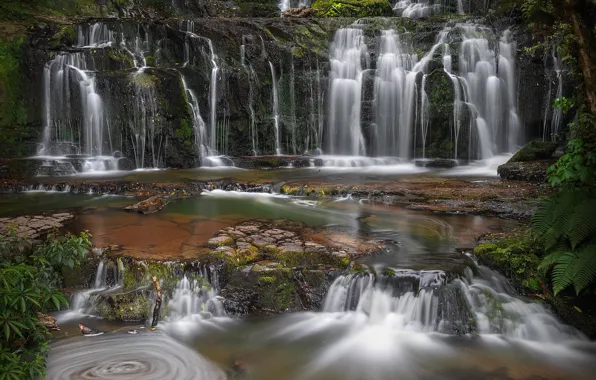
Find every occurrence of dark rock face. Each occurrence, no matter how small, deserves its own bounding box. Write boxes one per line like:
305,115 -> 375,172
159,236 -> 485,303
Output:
508,140 -> 558,162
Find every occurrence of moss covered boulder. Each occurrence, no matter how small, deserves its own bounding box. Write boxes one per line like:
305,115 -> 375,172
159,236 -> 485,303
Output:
509,140 -> 558,162
473,232 -> 544,292
311,0 -> 393,17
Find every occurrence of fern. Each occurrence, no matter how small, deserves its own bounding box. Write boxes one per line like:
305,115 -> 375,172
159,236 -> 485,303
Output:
571,244 -> 596,294
533,189 -> 596,295
567,198 -> 596,249
551,252 -> 578,294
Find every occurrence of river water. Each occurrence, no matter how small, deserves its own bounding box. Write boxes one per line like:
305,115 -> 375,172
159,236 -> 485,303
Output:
9,175 -> 593,380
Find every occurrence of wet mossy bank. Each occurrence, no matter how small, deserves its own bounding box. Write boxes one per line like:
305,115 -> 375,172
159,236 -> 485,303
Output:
474,230 -> 596,339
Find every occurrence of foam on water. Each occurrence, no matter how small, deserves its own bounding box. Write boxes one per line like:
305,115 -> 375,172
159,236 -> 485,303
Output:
45,333 -> 225,380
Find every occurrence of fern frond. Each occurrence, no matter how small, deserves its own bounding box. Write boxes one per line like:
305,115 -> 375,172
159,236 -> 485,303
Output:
567,198 -> 596,249
538,248 -> 568,271
531,197 -> 557,237
571,244 -> 596,295
551,252 -> 577,295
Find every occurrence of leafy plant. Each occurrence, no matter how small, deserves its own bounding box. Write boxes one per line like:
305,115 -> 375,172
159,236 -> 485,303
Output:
0,228 -> 91,379
532,190 -> 596,295
547,139 -> 596,186
553,96 -> 575,115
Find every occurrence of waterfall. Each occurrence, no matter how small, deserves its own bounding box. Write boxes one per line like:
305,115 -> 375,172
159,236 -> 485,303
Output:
241,36 -> 259,156
543,45 -> 564,141
394,0 -> 443,18
322,267 -> 585,341
62,259 -> 124,319
162,266 -> 228,335
269,61 -> 282,155
373,30 -> 418,158
205,40 -> 220,154
39,52 -> 106,157
326,28 -> 368,156
278,0 -> 311,11
457,25 -> 520,158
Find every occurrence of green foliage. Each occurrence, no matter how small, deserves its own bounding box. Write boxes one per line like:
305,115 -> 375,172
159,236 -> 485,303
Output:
0,36 -> 32,157
312,0 -> 394,18
553,96 -> 575,115
547,139 -> 596,186
176,119 -> 193,148
0,228 -> 92,379
532,190 -> 596,295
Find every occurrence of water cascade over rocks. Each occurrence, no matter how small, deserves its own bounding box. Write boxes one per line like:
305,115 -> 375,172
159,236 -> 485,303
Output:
33,18 -> 534,171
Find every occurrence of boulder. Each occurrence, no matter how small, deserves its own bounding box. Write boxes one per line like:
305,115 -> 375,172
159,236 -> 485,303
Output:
497,160 -> 555,182
509,140 -> 558,162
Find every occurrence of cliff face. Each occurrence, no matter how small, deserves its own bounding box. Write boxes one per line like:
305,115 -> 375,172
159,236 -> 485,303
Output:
0,0 -> 562,167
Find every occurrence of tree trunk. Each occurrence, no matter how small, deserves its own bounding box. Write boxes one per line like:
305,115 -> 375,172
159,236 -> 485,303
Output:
564,0 -> 596,115
151,276 -> 162,327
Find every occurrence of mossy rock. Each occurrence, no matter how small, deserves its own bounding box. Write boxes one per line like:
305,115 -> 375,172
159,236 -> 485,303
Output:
508,140 -> 558,162
95,289 -> 153,321
311,0 -> 393,17
473,233 -> 544,292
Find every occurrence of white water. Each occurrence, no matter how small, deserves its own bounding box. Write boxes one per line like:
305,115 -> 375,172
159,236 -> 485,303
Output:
162,268 -> 229,337
326,28 -> 368,156
269,61 -> 282,155
59,259 -> 125,322
543,45 -> 565,141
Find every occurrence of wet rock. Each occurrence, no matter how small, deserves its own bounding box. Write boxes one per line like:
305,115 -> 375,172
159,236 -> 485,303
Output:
415,159 -> 458,168
38,312 -> 60,331
497,160 -> 554,182
207,235 -> 234,247
0,213 -> 74,239
125,195 -> 169,214
282,7 -> 318,18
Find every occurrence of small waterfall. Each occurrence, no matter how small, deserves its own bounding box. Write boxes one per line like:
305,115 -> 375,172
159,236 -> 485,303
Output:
394,0 -> 443,18
322,266 -> 584,341
162,267 -> 227,334
543,45 -> 564,141
269,61 -> 282,155
206,40 -> 220,154
326,28 -> 368,156
64,259 -> 125,318
241,36 -> 259,156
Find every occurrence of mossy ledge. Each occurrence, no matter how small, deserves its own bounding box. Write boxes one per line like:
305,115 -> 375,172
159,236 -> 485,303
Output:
311,0 -> 394,18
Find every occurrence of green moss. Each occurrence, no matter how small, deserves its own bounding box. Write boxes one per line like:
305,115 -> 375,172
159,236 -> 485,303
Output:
176,119 -> 193,148
144,55 -> 155,66
311,0 -> 393,17
108,49 -> 135,68
0,35 -> 32,157
259,275 -> 276,284
50,25 -> 76,49
474,233 -> 544,292
382,268 -> 396,277
96,291 -> 152,321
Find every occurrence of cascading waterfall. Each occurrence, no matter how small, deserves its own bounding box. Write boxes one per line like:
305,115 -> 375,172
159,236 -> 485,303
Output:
63,259 -> 125,319
326,28 -> 368,156
457,25 -> 521,158
269,61 -> 282,155
241,36 -> 259,156
543,45 -> 564,141
372,30 -> 418,158
278,0 -> 311,11
322,266 -> 584,341
40,52 -> 105,157
394,0 -> 442,18
162,266 -> 228,335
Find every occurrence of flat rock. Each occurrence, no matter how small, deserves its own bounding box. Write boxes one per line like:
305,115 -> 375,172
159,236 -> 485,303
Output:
124,195 -> 169,214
